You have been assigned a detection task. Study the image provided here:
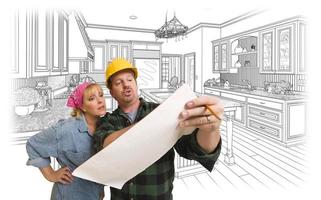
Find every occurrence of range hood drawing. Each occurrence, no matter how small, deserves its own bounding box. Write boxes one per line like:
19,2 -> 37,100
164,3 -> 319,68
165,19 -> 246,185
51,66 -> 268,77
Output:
69,10 -> 94,61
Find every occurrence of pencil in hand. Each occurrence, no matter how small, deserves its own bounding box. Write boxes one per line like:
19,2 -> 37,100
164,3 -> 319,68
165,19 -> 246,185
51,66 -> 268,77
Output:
205,105 -> 222,121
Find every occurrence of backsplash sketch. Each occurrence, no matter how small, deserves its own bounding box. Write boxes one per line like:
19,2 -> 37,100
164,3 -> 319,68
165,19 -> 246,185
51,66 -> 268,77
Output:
8,5 -> 308,200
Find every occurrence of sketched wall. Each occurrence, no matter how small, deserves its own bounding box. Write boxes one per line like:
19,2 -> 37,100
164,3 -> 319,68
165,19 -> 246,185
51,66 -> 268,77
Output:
162,26 -> 221,93
221,68 -> 306,91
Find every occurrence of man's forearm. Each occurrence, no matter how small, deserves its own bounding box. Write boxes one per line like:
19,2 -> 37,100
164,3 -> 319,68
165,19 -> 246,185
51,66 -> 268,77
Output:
196,129 -> 221,153
103,125 -> 134,148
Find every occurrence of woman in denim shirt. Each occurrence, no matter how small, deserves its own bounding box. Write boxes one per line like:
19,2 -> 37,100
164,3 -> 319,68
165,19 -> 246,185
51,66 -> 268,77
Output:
26,82 -> 107,200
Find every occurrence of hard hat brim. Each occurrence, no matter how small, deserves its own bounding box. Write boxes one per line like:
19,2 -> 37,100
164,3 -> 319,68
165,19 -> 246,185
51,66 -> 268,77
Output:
106,68 -> 138,88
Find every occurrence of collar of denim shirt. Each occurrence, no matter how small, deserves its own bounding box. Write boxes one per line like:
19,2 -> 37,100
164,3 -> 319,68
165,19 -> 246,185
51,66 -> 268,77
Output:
77,114 -> 89,133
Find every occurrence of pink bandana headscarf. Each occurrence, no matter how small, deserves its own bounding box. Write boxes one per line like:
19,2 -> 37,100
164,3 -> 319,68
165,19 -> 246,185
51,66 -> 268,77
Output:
67,82 -> 92,109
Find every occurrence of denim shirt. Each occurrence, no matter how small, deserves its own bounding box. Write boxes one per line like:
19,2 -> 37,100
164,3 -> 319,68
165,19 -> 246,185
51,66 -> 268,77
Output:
26,116 -> 104,200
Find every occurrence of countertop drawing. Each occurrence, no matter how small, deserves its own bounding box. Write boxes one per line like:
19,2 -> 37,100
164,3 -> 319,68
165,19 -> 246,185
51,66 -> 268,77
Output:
11,99 -> 71,133
204,85 -> 306,101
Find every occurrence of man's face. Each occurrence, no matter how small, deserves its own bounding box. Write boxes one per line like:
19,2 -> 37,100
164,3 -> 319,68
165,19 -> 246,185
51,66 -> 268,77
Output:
109,70 -> 139,105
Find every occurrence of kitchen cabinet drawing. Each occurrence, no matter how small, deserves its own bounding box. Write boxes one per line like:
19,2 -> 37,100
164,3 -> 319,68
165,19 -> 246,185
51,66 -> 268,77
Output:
8,6 -> 309,200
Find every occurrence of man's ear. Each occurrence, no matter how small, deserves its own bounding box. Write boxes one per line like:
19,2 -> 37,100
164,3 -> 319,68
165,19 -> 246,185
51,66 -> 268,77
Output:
109,88 -> 114,97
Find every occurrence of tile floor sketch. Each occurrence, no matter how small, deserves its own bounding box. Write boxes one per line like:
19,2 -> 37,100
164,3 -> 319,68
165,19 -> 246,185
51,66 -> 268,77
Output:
7,1 -> 313,199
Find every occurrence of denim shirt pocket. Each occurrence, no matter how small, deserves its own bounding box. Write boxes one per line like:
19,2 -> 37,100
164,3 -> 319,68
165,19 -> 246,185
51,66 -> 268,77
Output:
62,150 -> 92,168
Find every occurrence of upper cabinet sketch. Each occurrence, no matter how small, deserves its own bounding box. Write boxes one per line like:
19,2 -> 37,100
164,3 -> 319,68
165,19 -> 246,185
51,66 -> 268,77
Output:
11,10 -> 69,78
212,40 -> 229,72
212,18 -> 306,75
259,20 -> 306,74
261,30 -> 273,72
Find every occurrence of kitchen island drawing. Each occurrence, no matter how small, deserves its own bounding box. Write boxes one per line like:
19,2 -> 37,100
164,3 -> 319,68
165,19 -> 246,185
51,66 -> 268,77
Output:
8,6 -> 308,200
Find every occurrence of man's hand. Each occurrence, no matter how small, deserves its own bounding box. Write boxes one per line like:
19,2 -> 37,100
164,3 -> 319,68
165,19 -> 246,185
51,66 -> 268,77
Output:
178,95 -> 224,153
178,95 -> 224,132
40,166 -> 73,184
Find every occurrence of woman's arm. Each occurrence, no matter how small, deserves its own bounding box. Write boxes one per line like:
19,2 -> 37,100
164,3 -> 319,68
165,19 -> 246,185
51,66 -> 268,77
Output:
26,125 -> 60,167
39,166 -> 73,184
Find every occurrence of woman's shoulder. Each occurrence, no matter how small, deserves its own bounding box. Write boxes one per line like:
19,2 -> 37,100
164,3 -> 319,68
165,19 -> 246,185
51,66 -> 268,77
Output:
28,118 -> 77,142
51,117 -> 84,140
51,117 -> 81,131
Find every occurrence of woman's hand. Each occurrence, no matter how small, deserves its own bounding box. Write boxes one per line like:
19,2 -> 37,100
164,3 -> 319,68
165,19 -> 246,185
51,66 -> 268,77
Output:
40,166 -> 74,184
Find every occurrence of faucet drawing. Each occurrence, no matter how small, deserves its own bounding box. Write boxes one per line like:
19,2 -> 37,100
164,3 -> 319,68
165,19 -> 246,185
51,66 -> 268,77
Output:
242,79 -> 254,90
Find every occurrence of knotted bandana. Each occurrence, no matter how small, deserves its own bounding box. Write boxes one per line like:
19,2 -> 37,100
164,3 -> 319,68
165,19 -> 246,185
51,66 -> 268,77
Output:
66,82 -> 92,109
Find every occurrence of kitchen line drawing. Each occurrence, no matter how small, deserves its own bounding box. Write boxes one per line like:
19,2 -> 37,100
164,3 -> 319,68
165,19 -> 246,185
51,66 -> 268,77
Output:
9,7 -> 307,199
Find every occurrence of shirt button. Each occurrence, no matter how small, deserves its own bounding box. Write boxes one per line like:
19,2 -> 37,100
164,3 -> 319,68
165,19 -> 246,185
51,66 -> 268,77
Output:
130,182 -> 134,187
130,198 -> 134,200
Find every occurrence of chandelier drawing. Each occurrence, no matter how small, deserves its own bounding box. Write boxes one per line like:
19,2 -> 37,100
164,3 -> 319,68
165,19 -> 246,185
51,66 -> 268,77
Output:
155,13 -> 188,40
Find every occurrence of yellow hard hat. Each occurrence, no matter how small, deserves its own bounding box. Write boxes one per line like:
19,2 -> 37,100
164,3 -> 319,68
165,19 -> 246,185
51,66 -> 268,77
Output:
105,58 -> 138,88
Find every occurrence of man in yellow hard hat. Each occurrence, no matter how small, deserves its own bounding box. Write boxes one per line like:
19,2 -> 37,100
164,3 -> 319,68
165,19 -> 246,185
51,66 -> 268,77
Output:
94,58 -> 223,200
105,58 -> 138,89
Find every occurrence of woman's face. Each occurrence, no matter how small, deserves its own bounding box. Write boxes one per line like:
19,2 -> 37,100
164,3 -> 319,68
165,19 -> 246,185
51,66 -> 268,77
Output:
81,85 -> 106,117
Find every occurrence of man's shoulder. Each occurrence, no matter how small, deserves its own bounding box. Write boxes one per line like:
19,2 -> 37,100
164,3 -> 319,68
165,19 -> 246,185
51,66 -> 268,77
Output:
140,98 -> 159,110
97,112 -> 113,126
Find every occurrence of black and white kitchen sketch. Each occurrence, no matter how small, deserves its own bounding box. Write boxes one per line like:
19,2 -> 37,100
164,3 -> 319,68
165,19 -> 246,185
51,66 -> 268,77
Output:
8,4 -> 309,199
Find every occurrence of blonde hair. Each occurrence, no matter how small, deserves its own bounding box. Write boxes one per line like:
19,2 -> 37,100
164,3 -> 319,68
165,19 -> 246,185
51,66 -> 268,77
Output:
70,108 -> 83,118
70,83 -> 103,118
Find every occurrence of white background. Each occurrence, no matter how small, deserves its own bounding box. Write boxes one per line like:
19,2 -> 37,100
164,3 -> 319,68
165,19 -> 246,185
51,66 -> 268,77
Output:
1,0 -> 320,199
